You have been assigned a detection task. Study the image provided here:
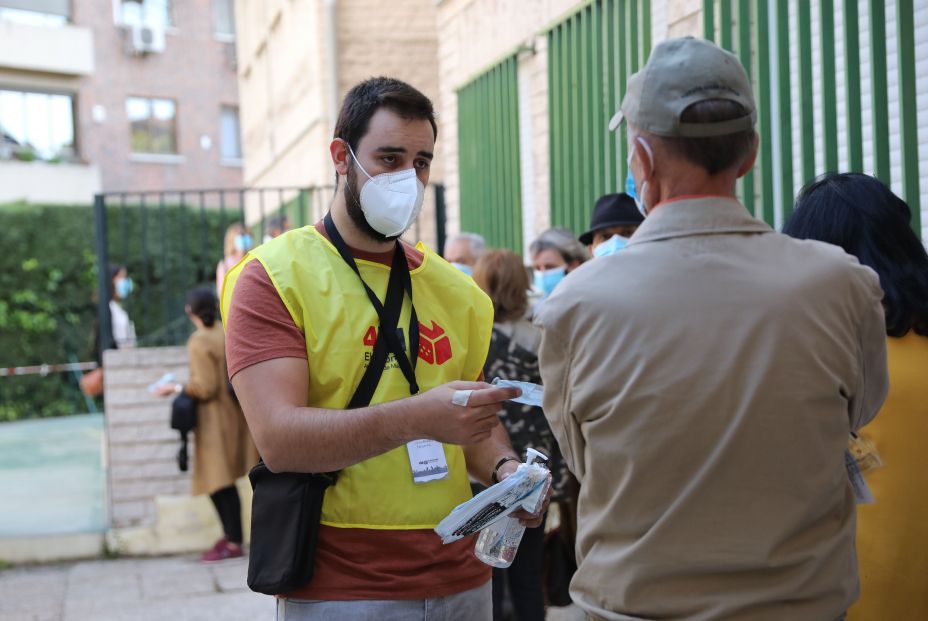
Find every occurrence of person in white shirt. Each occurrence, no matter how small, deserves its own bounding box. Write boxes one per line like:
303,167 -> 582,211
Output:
109,265 -> 137,348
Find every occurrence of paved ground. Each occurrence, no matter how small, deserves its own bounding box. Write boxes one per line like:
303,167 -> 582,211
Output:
0,554 -> 587,621
0,554 -> 271,621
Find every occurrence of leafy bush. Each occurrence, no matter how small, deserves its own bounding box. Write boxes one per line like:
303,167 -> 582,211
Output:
0,201 -> 237,421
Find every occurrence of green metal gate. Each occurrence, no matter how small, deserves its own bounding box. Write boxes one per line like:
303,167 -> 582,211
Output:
547,0 -> 651,234
704,0 -> 921,234
457,56 -> 524,252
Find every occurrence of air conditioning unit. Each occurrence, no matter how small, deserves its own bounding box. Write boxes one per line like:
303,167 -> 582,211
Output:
128,23 -> 165,55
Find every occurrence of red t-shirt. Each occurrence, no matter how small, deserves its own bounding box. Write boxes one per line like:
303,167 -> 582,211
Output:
225,222 -> 489,600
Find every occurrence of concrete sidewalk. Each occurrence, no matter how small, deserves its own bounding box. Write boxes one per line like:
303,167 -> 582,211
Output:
0,553 -> 586,621
0,554 -> 273,621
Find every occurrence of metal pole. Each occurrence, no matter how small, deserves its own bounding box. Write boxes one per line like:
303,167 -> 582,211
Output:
93,194 -> 113,358
298,189 -> 307,227
435,183 -> 447,257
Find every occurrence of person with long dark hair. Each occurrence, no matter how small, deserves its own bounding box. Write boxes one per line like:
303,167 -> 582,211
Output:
784,172 -> 928,620
474,250 -> 574,621
155,288 -> 258,562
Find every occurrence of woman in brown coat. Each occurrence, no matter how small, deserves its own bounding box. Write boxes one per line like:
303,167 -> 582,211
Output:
157,288 -> 258,562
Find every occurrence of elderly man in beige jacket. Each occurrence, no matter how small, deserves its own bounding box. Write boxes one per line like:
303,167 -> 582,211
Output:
535,37 -> 888,621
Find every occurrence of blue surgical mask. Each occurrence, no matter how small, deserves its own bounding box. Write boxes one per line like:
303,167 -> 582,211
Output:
451,262 -> 473,277
533,267 -> 566,299
625,168 -> 644,214
592,234 -> 628,258
234,234 -> 252,252
626,137 -> 654,217
115,277 -> 134,299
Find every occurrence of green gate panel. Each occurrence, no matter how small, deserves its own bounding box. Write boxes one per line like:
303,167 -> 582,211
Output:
547,0 -> 651,235
457,57 -> 523,253
704,0 -> 920,236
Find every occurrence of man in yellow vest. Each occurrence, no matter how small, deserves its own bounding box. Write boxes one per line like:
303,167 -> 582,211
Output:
222,77 -> 542,619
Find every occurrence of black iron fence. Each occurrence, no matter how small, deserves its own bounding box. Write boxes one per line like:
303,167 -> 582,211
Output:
93,184 -> 447,354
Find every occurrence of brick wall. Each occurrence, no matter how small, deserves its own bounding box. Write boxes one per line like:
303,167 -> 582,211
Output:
103,346 -> 192,529
74,0 -> 242,193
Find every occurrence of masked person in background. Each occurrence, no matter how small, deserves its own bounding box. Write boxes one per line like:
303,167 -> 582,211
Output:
444,232 -> 486,277
216,223 -> 252,295
110,265 -> 137,348
222,77 -> 545,620
579,193 -> 643,257
154,288 -> 258,562
82,264 -> 137,397
528,229 -> 588,301
473,250 -> 572,621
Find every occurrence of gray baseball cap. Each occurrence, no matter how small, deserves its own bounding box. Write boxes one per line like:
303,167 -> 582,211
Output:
608,37 -> 756,137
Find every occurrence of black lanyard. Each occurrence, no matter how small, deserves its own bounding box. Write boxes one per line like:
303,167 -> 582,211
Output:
323,213 -> 420,407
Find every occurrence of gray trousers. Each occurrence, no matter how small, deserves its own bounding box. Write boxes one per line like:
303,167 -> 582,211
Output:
276,580 -> 492,621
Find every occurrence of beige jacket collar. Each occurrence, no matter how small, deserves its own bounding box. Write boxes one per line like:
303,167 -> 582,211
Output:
628,195 -> 773,245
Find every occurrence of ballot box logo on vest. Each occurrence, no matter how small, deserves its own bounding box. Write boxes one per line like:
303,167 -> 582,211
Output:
362,321 -> 453,366
418,320 -> 453,366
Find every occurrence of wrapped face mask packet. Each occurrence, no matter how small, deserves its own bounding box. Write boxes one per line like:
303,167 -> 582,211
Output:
491,378 -> 544,407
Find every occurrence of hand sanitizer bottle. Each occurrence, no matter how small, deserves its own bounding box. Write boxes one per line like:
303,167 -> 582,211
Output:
473,448 -> 551,568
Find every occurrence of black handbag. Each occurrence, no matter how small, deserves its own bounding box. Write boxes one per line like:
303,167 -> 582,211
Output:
245,213 -> 420,595
170,390 -> 197,472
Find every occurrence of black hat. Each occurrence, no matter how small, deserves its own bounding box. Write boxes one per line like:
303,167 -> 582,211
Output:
578,193 -> 643,245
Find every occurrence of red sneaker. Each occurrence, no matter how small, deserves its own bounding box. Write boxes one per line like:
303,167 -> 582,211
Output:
201,538 -> 244,563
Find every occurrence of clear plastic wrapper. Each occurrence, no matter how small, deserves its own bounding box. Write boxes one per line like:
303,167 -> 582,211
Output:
434,448 -> 550,545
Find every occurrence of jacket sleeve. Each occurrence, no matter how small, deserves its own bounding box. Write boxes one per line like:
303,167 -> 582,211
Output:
849,269 -> 889,431
535,307 -> 586,482
185,334 -> 220,401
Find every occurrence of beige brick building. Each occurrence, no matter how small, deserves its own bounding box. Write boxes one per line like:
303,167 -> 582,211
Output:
233,0 -> 442,244
0,0 -> 242,204
231,0 -> 701,250
233,0 -> 927,249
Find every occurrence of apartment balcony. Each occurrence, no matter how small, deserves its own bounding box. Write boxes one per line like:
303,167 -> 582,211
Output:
0,20 -> 93,76
0,160 -> 101,205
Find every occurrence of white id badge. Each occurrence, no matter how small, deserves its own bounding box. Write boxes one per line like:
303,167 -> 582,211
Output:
406,439 -> 450,484
845,449 -> 875,504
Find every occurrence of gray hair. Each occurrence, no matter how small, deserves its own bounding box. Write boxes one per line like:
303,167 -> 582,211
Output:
447,232 -> 486,260
529,228 -> 589,264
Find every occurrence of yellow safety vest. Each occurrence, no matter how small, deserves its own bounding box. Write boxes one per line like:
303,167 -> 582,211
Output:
221,226 -> 493,529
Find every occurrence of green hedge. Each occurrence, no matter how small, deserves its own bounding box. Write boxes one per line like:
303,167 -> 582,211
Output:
0,201 -> 237,422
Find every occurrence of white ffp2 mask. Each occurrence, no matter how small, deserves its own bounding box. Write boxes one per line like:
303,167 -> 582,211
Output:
347,144 -> 425,238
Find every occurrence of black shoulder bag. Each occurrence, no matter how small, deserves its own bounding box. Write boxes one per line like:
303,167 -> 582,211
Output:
246,214 -> 420,595
170,390 -> 197,472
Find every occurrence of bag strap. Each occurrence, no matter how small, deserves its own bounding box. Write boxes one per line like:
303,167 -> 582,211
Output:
323,213 -> 420,408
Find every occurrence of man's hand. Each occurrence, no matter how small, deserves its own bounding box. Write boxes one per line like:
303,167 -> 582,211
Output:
409,381 -> 521,445
498,459 -> 552,529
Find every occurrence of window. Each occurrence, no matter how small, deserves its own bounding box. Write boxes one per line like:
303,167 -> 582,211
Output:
0,89 -> 75,162
118,0 -> 172,29
212,0 -> 235,38
127,97 -> 177,154
219,106 -> 241,160
0,0 -> 69,25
